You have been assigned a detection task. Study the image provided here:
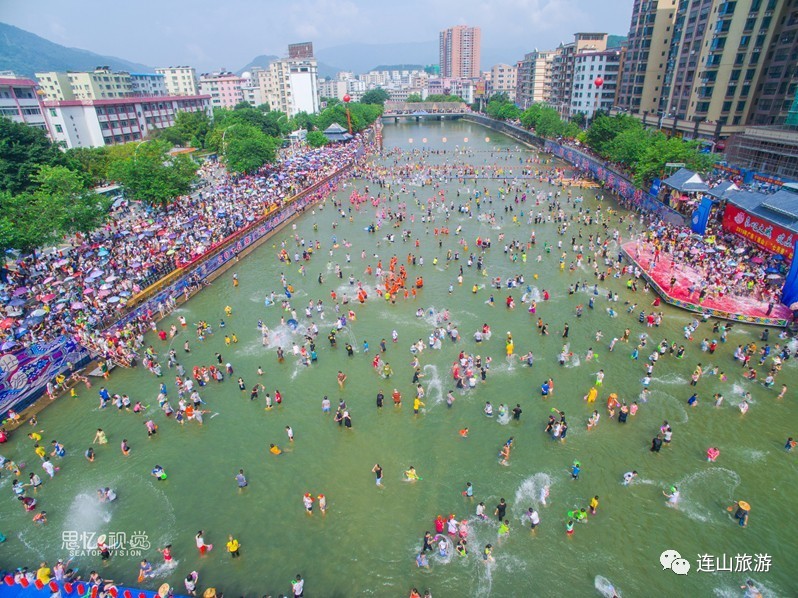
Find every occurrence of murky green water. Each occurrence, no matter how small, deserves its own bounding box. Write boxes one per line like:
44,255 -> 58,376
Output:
1,120 -> 797,598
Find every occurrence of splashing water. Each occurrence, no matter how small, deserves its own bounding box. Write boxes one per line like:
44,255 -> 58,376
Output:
423,364 -> 444,406
595,575 -> 621,598
673,467 -> 742,524
511,473 -> 554,521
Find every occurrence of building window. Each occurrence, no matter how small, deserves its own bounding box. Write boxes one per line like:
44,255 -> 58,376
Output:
55,124 -> 63,133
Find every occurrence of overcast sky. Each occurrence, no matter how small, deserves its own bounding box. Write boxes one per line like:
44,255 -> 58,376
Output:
3,0 -> 633,72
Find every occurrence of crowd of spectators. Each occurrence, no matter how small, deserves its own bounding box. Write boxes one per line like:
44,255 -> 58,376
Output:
0,137 -> 367,364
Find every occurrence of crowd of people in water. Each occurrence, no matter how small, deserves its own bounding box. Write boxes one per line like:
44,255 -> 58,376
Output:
0,135 -> 787,598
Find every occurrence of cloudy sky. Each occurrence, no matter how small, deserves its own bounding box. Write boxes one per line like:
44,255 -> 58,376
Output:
3,0 -> 632,71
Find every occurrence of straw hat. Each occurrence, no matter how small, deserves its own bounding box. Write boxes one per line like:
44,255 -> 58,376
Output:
157,584 -> 171,597
202,589 -> 217,598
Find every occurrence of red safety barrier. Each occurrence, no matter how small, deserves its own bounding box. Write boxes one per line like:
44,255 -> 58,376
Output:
34,580 -> 44,589
64,582 -> 74,594
77,583 -> 86,595
50,581 -> 60,592
108,588 -> 118,598
124,590 -> 133,598
4,575 -> 13,586
19,578 -> 29,588
91,585 -> 99,598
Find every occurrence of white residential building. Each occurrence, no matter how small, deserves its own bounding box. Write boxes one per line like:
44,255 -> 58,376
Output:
130,73 -> 167,97
155,66 -> 199,97
489,64 -> 518,101
570,49 -> 621,119
45,94 -> 211,148
36,68 -> 134,101
259,58 -> 319,117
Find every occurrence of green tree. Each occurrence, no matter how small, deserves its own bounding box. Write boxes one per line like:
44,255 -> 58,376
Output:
406,93 -> 423,103
107,139 -> 197,208
585,114 -> 641,156
33,165 -> 111,235
222,125 -> 278,174
0,117 -> 67,194
634,134 -> 717,187
360,88 -> 390,105
604,126 -> 653,167
306,130 -> 328,148
425,94 -> 465,103
63,146 -> 110,187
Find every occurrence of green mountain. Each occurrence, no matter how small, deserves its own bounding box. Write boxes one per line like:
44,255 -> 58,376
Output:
607,35 -> 628,49
0,22 -> 152,77
236,54 -> 279,75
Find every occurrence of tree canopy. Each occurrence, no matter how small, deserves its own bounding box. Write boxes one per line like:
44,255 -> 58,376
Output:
360,88 -> 390,106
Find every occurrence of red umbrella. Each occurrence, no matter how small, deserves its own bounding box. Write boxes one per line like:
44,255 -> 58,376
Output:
0,317 -> 14,330
40,293 -> 57,302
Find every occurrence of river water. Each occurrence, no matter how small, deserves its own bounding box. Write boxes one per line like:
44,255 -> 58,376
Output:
1,120 -> 796,598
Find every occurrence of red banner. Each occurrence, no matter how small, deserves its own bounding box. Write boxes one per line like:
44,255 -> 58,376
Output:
722,204 -> 795,258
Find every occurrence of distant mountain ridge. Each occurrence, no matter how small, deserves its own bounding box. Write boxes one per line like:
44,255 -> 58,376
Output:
236,54 -> 341,80
0,22 -> 151,77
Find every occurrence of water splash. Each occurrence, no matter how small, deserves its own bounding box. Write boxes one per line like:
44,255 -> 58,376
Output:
422,364 -> 444,406
673,467 -> 742,524
511,473 -> 553,520
595,575 -> 621,598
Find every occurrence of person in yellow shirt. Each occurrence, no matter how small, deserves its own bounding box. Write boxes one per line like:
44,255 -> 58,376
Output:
589,495 -> 599,515
34,445 -> 46,460
226,535 -> 240,558
28,432 -> 42,443
36,562 -> 51,583
413,397 -> 425,415
269,444 -> 282,455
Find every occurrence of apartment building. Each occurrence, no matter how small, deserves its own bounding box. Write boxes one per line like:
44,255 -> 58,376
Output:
439,25 -> 482,79
570,49 -> 623,119
549,33 -> 608,117
155,66 -> 199,97
259,58 -> 319,117
616,0 -> 798,138
618,0 -> 678,116
516,51 -> 555,109
36,68 -> 134,101
489,64 -> 518,101
199,71 -> 245,109
130,73 -> 167,97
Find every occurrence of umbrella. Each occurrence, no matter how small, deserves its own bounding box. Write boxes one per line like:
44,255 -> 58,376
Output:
773,254 -> 785,261
83,288 -> 94,295
0,317 -> 15,330
24,315 -> 44,326
8,298 -> 25,307
71,302 -> 85,309
100,283 -> 113,290
43,276 -> 55,284
6,308 -> 22,317
751,257 -> 764,264
98,290 -> 111,299
12,287 -> 28,296
790,301 -> 798,310
119,291 -> 132,297
734,247 -> 745,254
98,248 -> 109,257
705,248 -> 715,254
105,275 -> 118,283
1,340 -> 16,351
40,293 -> 57,302
89,268 -> 103,277
54,259 -> 69,267
31,308 -> 47,317
13,328 -> 28,339
767,274 -> 782,279
107,296 -> 120,303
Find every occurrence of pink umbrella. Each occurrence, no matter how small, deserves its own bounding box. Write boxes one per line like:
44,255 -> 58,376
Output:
751,257 -> 764,264
43,277 -> 55,284
40,293 -> 57,302
71,302 -> 85,309
83,288 -> 95,295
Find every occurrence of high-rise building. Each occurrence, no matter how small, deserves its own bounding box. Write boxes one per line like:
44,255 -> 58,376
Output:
516,50 -> 555,108
439,25 -> 482,79
570,49 -> 622,119
36,68 -> 134,101
617,0 -> 677,116
259,54 -> 319,117
155,66 -> 199,97
0,73 -> 51,135
616,0 -> 798,138
549,33 -> 608,117
199,71 -> 246,109
288,42 -> 314,59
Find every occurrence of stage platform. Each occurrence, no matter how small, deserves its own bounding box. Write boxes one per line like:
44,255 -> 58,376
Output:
621,242 -> 791,327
